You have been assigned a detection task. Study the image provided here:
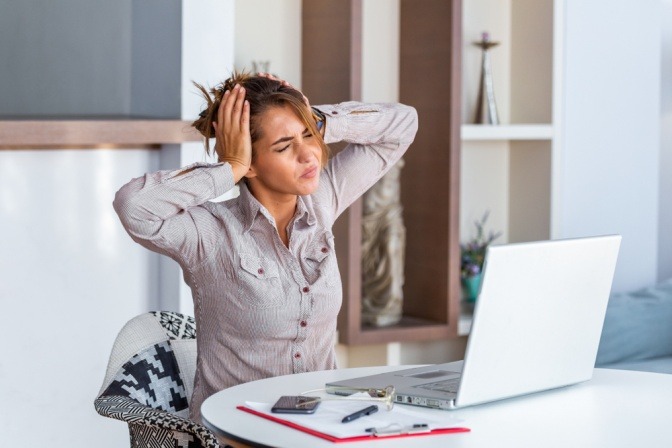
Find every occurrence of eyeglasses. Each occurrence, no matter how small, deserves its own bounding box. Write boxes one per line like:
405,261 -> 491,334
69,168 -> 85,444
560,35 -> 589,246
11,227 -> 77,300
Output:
298,385 -> 396,411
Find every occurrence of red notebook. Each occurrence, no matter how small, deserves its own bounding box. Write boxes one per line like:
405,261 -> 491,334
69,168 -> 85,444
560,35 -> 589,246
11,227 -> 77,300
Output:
237,405 -> 470,443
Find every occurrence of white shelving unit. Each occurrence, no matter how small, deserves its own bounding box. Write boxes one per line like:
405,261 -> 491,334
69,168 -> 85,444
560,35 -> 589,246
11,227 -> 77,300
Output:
459,0 -> 563,333
461,0 -> 561,244
461,124 -> 554,141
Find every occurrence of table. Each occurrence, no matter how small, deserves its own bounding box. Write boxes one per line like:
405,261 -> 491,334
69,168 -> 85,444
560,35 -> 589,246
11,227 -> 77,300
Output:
201,365 -> 672,447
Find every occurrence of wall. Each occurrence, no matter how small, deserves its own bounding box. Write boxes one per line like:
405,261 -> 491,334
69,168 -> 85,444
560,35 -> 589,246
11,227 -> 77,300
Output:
560,0 -> 661,292
0,1 -> 234,447
0,0 -> 133,117
234,0 -> 302,86
660,0 -> 672,282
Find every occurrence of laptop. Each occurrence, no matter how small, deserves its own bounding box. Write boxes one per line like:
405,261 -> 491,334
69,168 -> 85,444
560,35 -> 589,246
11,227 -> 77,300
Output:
327,235 -> 622,410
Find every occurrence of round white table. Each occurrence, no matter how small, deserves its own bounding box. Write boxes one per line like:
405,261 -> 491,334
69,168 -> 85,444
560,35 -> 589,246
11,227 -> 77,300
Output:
201,366 -> 672,448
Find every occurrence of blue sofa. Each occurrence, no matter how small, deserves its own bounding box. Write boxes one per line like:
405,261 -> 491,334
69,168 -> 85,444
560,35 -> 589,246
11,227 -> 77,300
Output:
595,278 -> 672,374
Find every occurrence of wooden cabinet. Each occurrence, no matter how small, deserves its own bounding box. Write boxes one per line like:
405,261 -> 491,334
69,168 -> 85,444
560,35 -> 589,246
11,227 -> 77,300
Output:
302,0 -> 558,345
302,0 -> 462,345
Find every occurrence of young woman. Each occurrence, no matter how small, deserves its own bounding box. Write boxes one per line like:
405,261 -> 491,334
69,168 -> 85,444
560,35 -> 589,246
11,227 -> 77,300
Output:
113,73 -> 418,422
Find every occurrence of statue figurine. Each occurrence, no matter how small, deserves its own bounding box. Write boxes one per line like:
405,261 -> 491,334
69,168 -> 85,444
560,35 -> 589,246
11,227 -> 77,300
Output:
361,159 -> 406,327
474,31 -> 500,125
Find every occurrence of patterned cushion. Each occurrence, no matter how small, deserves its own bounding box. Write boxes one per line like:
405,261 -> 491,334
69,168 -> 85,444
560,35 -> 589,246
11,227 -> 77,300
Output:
151,311 -> 196,340
95,396 -> 220,448
102,341 -> 189,416
96,312 -> 222,448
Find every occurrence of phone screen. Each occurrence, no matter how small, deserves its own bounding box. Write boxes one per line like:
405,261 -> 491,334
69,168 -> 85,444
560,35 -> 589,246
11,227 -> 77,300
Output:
271,396 -> 321,414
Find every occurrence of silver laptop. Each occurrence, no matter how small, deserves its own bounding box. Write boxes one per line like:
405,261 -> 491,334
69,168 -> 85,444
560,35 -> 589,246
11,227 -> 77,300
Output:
327,235 -> 622,410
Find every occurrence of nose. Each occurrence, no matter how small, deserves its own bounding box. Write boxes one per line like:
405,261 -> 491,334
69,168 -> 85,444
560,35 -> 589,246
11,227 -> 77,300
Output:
296,141 -> 315,163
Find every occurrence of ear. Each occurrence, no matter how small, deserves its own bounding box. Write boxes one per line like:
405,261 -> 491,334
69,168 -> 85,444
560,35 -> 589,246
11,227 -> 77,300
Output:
244,165 -> 257,179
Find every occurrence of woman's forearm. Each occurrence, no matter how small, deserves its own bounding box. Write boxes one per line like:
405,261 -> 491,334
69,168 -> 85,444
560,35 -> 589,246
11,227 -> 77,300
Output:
113,162 -> 235,253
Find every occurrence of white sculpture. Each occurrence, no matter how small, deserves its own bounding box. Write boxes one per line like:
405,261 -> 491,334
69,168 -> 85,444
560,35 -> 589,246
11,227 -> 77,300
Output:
361,159 -> 406,327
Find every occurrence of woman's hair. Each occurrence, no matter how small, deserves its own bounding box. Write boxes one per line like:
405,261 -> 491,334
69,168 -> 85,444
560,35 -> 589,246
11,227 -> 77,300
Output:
191,72 -> 329,167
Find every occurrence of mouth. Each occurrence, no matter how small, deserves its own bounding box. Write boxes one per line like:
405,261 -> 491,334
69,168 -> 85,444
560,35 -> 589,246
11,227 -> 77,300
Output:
301,165 -> 318,179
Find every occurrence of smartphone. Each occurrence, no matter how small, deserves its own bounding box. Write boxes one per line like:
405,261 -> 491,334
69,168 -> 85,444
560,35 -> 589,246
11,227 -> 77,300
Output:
271,395 -> 321,414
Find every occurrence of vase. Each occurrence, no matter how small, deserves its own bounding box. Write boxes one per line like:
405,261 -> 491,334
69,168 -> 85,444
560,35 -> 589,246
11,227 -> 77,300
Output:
462,273 -> 482,303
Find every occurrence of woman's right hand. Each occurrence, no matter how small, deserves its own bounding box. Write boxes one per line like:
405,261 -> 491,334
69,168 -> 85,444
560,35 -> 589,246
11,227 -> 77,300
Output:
213,84 -> 252,183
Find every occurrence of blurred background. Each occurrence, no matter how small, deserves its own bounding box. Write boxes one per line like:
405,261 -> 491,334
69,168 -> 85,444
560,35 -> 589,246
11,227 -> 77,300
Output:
0,0 -> 670,446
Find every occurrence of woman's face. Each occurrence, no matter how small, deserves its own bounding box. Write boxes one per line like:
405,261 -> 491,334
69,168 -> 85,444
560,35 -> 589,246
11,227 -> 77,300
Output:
246,104 -> 322,199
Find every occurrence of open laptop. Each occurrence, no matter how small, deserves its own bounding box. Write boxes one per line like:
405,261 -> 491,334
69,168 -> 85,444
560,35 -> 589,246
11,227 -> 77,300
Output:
327,235 -> 622,410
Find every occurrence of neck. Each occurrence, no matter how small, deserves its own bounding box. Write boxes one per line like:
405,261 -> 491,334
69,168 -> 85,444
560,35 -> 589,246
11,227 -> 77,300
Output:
247,183 -> 298,244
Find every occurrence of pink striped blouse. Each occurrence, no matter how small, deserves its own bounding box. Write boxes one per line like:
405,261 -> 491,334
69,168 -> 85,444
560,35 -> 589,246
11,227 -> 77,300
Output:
113,101 -> 418,422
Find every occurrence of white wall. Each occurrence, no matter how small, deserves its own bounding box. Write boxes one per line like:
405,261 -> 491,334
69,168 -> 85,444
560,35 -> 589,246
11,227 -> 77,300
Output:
660,0 -> 672,282
234,0 -> 302,86
560,0 -> 661,292
0,2 -> 233,447
0,149 -> 160,447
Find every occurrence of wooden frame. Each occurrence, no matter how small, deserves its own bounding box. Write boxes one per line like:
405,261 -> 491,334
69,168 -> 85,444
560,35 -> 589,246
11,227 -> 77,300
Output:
0,120 -> 200,148
304,0 -> 462,345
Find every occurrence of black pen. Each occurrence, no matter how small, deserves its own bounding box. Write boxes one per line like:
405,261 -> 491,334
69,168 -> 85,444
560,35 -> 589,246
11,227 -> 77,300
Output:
341,404 -> 378,423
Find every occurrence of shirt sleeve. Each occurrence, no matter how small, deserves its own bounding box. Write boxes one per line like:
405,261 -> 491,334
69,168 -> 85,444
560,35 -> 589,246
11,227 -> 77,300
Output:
112,162 -> 236,268
313,101 -> 418,221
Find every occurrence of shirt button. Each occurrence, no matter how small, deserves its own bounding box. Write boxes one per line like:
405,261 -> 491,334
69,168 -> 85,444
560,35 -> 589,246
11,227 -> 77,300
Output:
294,353 -> 301,359
300,321 -> 307,327
331,111 -> 338,115
321,247 -> 328,253
303,286 -> 310,293
257,268 -> 264,275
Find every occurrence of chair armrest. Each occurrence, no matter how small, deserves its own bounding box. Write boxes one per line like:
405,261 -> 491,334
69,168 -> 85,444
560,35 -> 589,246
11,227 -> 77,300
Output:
95,395 -> 221,448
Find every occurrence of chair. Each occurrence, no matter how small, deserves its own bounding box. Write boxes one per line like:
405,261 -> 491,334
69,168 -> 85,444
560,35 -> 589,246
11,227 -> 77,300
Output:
95,311 -> 221,448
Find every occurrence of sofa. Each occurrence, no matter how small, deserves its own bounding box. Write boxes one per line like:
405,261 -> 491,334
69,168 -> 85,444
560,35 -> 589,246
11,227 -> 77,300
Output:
595,277 -> 672,374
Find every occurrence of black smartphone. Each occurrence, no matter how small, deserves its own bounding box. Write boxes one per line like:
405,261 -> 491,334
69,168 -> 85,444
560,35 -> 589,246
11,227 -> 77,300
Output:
271,395 -> 321,414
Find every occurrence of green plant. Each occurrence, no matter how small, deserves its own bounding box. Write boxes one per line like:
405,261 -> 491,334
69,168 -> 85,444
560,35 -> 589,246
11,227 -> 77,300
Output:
461,212 -> 501,278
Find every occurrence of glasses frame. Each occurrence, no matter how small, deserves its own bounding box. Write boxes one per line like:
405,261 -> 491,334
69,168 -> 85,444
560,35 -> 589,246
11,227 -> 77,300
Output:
298,385 -> 396,411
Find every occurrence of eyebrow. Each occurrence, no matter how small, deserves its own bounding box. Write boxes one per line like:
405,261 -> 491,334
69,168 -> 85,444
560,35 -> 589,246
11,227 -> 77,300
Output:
271,136 -> 294,147
270,128 -> 311,147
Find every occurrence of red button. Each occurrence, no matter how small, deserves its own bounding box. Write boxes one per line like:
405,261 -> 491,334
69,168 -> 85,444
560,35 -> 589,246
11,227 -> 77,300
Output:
321,247 -> 328,253
300,321 -> 307,327
302,286 -> 310,293
257,268 -> 264,275
294,353 -> 301,359
331,111 -> 338,114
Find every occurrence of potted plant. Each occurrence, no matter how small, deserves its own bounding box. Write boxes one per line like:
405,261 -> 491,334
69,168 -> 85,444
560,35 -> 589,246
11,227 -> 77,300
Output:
461,212 -> 501,302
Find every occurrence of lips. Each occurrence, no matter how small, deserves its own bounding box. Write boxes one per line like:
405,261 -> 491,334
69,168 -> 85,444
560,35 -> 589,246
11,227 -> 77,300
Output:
301,166 -> 318,179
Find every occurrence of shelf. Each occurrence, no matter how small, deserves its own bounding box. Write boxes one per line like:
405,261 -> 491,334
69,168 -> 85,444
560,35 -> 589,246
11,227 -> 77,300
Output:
461,124 -> 553,141
0,120 -> 201,148
303,0 -> 462,346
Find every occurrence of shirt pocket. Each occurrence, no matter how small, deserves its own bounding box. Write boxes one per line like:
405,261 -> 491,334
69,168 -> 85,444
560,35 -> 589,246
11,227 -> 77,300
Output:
304,231 -> 337,286
237,254 -> 284,308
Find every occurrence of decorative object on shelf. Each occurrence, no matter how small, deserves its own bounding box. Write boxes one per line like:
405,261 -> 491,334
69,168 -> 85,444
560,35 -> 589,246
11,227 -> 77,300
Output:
251,60 -> 270,73
461,212 -> 501,303
361,160 -> 406,327
474,31 -> 500,125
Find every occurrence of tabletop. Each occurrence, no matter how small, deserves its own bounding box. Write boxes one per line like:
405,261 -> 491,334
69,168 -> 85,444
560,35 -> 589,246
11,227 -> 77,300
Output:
201,365 -> 672,448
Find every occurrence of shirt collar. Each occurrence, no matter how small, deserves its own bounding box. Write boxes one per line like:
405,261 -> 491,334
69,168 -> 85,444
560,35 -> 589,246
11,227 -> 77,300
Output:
238,183 -> 317,233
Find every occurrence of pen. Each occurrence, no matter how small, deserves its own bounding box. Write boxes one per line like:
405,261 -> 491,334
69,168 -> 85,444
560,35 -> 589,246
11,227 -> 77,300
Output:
341,404 -> 379,423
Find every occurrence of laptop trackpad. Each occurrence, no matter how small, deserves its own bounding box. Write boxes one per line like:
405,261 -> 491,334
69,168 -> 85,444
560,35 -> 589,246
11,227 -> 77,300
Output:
402,370 -> 461,380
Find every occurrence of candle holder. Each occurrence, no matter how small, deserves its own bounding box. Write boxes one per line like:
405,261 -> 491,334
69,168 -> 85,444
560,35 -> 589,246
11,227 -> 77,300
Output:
474,32 -> 500,125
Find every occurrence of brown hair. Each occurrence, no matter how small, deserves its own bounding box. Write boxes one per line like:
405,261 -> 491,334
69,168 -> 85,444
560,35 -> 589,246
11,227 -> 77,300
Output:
191,72 -> 329,167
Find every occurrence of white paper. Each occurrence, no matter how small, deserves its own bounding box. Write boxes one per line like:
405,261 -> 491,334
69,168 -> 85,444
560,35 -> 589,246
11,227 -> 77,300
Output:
244,394 -> 464,439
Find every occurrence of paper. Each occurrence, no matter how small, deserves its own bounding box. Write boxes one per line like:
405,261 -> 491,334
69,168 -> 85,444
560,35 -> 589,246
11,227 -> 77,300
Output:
244,393 -> 465,439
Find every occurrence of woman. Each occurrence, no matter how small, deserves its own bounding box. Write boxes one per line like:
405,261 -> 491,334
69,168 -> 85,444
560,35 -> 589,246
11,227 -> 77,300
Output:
113,72 -> 418,422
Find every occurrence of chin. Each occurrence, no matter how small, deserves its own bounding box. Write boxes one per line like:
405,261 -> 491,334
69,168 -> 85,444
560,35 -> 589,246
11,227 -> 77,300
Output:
297,180 -> 320,196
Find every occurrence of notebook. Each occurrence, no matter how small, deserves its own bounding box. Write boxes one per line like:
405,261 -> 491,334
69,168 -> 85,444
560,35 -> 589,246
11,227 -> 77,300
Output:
327,235 -> 622,410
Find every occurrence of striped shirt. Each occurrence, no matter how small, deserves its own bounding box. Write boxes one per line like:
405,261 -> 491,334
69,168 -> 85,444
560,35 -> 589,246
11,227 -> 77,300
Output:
113,101 -> 418,422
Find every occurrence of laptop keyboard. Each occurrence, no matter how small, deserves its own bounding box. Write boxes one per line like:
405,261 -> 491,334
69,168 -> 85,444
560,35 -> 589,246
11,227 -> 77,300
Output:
414,378 -> 461,394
